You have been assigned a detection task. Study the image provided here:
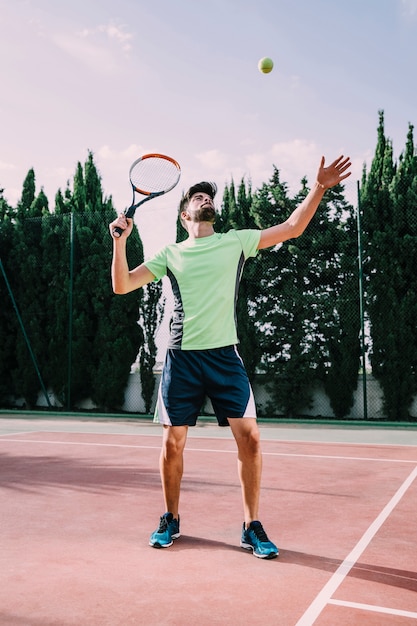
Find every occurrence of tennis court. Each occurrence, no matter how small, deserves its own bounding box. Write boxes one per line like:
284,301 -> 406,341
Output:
1,415 -> 417,625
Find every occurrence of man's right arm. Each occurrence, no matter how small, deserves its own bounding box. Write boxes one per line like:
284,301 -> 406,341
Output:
109,215 -> 156,294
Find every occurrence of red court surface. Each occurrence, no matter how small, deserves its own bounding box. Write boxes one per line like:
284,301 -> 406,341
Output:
1,417 -> 417,625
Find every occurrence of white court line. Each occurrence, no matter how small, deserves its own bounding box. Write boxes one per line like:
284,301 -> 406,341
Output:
1,438 -> 417,464
267,438 -> 417,449
0,431 -> 37,437
328,599 -> 417,620
0,438 -> 162,451
2,426 -> 417,447
263,451 -> 417,464
295,465 -> 417,626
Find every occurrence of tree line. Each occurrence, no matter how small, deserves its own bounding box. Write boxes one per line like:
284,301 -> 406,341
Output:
1,112 -> 416,420
0,152 -> 161,413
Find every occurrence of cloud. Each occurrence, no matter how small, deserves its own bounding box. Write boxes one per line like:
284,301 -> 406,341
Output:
401,0 -> 417,16
195,149 -> 230,171
194,141 -> 324,193
0,161 -> 16,171
51,21 -> 134,74
79,22 -> 133,53
51,32 -> 117,73
191,140 -> 363,211
240,139 -> 320,192
97,23 -> 133,53
97,144 -> 145,161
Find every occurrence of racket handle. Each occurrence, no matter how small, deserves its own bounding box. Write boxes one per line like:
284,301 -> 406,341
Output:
112,226 -> 123,238
112,205 -> 136,238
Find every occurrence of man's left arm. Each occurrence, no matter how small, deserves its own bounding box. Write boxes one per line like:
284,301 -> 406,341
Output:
258,155 -> 351,250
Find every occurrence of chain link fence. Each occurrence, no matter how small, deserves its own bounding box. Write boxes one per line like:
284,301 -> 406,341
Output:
1,175 -> 416,421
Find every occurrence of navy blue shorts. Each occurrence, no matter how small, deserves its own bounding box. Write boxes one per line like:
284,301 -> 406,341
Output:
154,345 -> 257,427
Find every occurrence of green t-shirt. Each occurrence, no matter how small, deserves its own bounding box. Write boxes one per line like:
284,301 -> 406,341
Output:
144,229 -> 261,350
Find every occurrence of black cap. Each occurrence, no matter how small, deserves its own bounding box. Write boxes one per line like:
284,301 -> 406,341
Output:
184,181 -> 217,202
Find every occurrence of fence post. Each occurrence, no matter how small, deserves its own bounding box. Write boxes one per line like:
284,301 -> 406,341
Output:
67,212 -> 74,410
356,181 -> 368,420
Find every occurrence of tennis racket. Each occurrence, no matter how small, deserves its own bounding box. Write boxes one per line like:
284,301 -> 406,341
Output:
112,153 -> 181,237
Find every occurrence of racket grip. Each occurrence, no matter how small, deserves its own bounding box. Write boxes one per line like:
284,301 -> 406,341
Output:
112,226 -> 123,238
113,206 -> 135,238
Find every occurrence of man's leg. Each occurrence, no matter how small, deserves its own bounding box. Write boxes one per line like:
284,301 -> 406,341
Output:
159,424 -> 188,518
228,417 -> 278,559
149,424 -> 188,548
227,417 -> 261,525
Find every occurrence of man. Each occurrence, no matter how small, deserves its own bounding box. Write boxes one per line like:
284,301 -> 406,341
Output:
109,155 -> 351,559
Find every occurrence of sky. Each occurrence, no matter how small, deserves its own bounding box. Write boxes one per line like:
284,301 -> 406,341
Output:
1,0 -> 417,256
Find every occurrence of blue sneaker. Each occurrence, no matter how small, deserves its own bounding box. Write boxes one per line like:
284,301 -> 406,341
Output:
149,513 -> 180,548
240,521 -> 279,559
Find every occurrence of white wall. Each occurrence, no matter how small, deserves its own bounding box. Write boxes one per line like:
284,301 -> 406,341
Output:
120,372 -> 416,420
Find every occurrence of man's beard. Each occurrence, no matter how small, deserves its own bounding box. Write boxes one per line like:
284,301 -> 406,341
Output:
194,205 -> 216,223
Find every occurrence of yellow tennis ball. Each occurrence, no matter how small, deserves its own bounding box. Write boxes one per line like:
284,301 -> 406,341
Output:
258,57 -> 274,74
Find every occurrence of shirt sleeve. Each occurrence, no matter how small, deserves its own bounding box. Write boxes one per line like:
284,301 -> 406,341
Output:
234,229 -> 261,258
144,246 -> 169,281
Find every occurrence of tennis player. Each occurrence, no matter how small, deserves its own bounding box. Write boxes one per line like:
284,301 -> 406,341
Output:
109,155 -> 351,558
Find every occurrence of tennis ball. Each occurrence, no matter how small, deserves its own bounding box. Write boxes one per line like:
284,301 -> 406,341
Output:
258,57 -> 274,74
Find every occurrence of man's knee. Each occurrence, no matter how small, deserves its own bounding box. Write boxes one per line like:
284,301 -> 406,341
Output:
243,429 -> 261,455
162,426 -> 187,460
229,419 -> 261,454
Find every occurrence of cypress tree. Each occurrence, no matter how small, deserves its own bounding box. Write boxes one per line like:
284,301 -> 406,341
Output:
41,188 -> 73,404
15,168 -> 36,219
250,170 -> 318,417
362,114 -> 417,419
248,168 -> 359,418
361,111 -> 417,420
10,175 -> 50,407
0,190 -> 19,404
138,281 -> 165,413
307,184 -> 361,418
176,192 -> 187,243
67,153 -> 144,410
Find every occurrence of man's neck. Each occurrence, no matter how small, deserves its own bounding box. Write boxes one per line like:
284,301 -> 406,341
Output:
186,222 -> 215,239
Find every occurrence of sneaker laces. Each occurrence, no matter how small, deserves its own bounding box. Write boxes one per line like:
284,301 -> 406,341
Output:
250,522 -> 269,542
157,514 -> 172,532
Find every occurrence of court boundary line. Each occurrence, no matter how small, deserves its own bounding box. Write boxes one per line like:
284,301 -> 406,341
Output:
0,431 -> 38,437
295,465 -> 417,625
2,425 -> 417,448
1,437 -> 417,465
328,599 -> 417,620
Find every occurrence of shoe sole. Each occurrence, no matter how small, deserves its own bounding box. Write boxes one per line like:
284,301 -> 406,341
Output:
240,542 -> 279,559
149,533 -> 180,549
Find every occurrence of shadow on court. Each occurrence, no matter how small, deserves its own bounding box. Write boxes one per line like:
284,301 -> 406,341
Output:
0,451 -> 160,493
283,550 -> 417,593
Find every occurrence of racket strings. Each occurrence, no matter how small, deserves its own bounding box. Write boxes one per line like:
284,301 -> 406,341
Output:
130,157 -> 180,195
